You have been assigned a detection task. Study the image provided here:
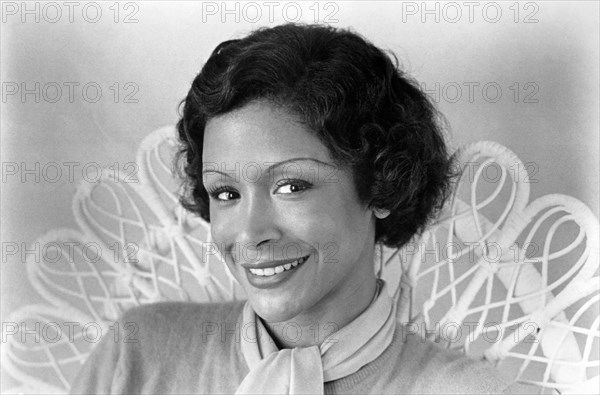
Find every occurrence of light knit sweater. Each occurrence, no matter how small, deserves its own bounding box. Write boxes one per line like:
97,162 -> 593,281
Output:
70,301 -> 535,394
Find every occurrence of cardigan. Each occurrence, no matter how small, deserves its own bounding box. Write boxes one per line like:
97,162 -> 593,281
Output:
70,301 -> 536,394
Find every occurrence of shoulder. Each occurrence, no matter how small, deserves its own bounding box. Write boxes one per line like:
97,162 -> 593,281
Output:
117,300 -> 246,348
120,300 -> 245,328
397,328 -> 516,394
70,301 -> 247,394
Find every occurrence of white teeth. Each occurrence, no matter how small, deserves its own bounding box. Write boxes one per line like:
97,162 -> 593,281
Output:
249,256 -> 307,277
293,256 -> 307,266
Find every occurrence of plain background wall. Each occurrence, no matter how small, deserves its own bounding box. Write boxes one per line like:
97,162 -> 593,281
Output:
1,0 -> 598,385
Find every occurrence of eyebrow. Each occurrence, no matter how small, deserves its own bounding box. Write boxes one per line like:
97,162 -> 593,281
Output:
201,157 -> 336,178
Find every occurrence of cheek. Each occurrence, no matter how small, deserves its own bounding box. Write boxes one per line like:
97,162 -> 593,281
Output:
208,212 -> 232,255
290,202 -> 364,250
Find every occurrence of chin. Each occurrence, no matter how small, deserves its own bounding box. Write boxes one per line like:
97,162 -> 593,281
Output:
249,294 -> 303,324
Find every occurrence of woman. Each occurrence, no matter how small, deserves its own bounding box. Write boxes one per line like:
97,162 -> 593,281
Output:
71,23 -> 528,394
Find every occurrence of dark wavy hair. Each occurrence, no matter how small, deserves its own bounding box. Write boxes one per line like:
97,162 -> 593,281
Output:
176,23 -> 455,248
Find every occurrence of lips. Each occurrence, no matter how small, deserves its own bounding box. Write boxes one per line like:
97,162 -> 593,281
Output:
243,255 -> 310,289
248,256 -> 308,276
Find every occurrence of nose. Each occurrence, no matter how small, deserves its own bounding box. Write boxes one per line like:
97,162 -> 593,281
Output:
235,191 -> 282,255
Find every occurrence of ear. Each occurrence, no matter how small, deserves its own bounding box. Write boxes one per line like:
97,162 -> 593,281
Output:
374,208 -> 390,219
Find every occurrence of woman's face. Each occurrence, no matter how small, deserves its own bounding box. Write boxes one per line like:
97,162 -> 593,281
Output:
202,101 -> 378,324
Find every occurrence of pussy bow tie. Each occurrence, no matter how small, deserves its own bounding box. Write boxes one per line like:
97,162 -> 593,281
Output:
236,280 -> 397,394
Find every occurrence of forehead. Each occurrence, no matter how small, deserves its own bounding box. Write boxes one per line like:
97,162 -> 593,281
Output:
203,101 -> 332,166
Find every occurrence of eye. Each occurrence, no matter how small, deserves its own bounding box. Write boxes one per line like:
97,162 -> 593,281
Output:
206,180 -> 312,202
206,185 -> 239,202
275,179 -> 312,194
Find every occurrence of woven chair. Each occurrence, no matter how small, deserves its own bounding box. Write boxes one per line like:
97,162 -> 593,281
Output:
2,126 -> 598,394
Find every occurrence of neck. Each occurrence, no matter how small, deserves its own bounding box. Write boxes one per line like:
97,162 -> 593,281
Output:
262,273 -> 379,349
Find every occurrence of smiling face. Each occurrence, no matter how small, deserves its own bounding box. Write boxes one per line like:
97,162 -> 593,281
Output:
202,100 -> 378,324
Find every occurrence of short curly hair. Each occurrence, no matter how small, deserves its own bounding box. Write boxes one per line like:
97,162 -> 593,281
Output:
176,23 -> 455,248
